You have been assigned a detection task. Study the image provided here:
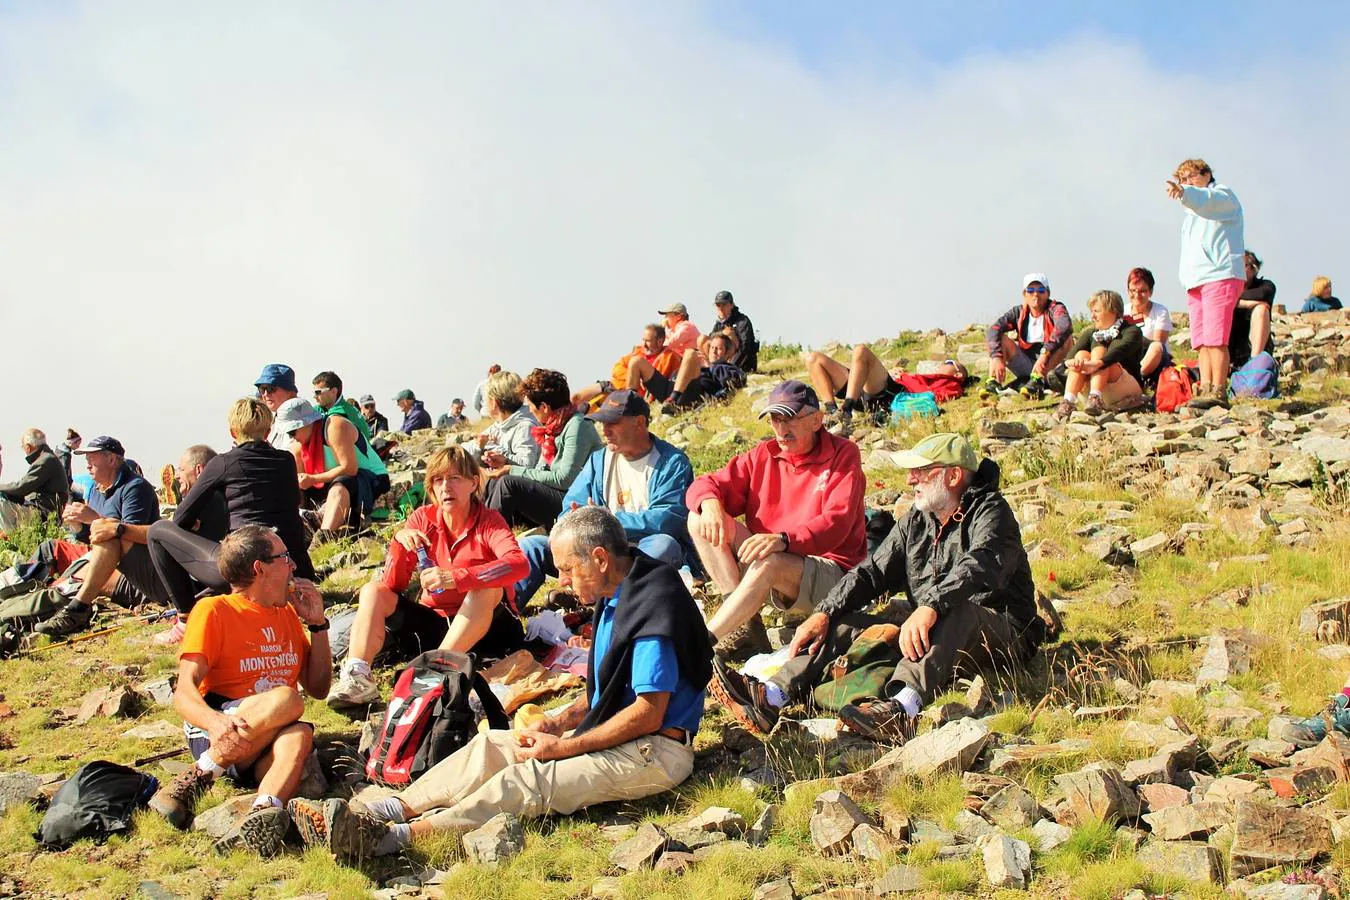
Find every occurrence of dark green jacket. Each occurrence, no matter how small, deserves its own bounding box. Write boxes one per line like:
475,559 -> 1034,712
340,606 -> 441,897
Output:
0,445 -> 70,514
321,398 -> 374,443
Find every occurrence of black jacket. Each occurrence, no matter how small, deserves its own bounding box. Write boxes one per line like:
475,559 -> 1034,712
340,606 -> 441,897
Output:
1070,320 -> 1146,386
713,307 -> 759,373
172,441 -> 315,580
576,550 -> 713,735
815,458 -> 1039,638
0,445 -> 70,514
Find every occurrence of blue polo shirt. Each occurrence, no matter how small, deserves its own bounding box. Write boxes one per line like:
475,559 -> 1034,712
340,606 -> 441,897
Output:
81,463 -> 160,540
589,585 -> 705,735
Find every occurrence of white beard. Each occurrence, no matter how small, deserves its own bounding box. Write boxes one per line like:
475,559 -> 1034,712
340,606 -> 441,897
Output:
914,479 -> 959,515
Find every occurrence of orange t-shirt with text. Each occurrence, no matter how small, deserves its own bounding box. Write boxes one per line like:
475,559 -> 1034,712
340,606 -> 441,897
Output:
180,593 -> 311,700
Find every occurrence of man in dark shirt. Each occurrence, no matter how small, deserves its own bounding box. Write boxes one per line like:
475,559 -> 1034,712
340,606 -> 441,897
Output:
0,428 -> 69,527
1229,250 -> 1276,368
706,291 -> 759,374
436,399 -> 469,429
358,395 -> 389,435
394,390 -> 433,433
659,332 -> 747,413
36,436 -> 164,637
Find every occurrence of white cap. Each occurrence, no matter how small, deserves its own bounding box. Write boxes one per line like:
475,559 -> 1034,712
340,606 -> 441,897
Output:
1022,273 -> 1050,292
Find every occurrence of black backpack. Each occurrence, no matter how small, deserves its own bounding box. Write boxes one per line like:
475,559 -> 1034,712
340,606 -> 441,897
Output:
363,650 -> 509,786
36,761 -> 158,848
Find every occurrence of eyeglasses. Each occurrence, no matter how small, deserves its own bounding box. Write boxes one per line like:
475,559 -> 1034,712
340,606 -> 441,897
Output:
264,550 -> 292,563
1024,287 -> 1048,295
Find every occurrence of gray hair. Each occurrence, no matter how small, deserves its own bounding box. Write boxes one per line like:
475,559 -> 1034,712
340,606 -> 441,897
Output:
181,444 -> 218,470
551,506 -> 630,561
21,428 -> 45,448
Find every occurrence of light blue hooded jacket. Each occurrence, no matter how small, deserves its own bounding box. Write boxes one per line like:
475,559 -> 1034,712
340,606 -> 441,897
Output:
1177,182 -> 1244,290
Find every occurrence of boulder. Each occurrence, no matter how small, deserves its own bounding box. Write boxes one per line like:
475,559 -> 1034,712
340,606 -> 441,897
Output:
1230,799 -> 1333,875
976,833 -> 1032,890
895,718 -> 990,777
1196,632 -> 1253,685
809,790 -> 872,855
0,772 -> 44,815
850,823 -> 895,861
1135,840 -> 1222,884
872,864 -> 922,895
463,813 -> 525,867
1298,598 -> 1350,638
1238,884 -> 1327,900
1129,532 -> 1171,558
74,686 -> 143,724
751,880 -> 796,900
1137,783 -> 1190,812
1140,801 -> 1232,840
1053,764 -> 1141,825
609,823 -> 670,871
953,809 -> 999,841
981,783 -> 1043,830
1031,819 -> 1072,852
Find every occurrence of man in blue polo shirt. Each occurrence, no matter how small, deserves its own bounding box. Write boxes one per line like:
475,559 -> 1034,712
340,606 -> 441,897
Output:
35,436 -> 163,636
288,506 -> 712,860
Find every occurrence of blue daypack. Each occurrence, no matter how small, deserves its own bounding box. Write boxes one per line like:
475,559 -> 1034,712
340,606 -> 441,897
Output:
1230,351 -> 1278,399
890,391 -> 940,421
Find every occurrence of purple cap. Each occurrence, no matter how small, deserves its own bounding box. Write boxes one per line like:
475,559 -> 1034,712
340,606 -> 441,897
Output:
73,435 -> 125,456
586,389 -> 651,424
758,380 -> 820,418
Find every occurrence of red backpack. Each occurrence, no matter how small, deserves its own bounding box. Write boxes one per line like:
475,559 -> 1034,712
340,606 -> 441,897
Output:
1154,364 -> 1195,413
364,649 -> 508,786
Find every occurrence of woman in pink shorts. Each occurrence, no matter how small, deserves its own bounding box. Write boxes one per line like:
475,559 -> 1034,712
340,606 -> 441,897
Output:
1166,158 -> 1245,409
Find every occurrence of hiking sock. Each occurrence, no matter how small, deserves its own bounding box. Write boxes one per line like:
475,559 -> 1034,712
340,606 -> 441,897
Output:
895,685 -> 923,719
363,796 -> 408,824
343,658 -> 373,679
763,682 -> 788,709
197,752 -> 227,778
822,401 -> 839,414
252,793 -> 283,810
377,823 -> 413,855
1062,391 -> 1078,404
669,390 -> 686,406
1088,391 -> 1103,401
841,398 -> 865,415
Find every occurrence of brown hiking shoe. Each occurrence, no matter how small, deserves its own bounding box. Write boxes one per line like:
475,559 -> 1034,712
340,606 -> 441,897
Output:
148,766 -> 215,830
716,614 -> 771,662
214,804 -> 290,857
1053,399 -> 1075,421
288,798 -> 390,861
707,657 -> 778,737
838,699 -> 917,746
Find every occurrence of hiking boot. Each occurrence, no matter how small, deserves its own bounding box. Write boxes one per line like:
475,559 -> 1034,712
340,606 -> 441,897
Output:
1084,394 -> 1105,416
1278,693 -> 1350,748
1019,377 -> 1046,401
288,798 -> 391,861
1187,385 -> 1221,410
153,618 -> 187,645
838,699 -> 917,745
1053,399 -> 1075,421
33,601 -> 95,637
706,657 -> 778,736
148,766 -> 215,830
328,671 -> 380,708
214,804 -> 290,857
979,378 -> 1002,400
715,615 -> 771,662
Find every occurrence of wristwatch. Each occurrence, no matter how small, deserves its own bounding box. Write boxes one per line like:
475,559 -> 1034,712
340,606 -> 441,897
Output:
307,619 -> 330,633
778,532 -> 790,550
115,522 -> 126,539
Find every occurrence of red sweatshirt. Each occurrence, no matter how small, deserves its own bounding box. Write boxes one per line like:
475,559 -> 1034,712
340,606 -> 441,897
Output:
380,501 -> 529,616
685,430 -> 866,568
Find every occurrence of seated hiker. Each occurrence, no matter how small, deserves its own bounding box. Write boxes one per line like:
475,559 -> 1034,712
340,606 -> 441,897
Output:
1124,267 -> 1172,387
659,302 -> 702,356
34,437 -> 163,637
146,525 -> 330,856
515,390 -> 693,606
474,371 -> 540,470
254,364 -> 300,449
710,433 -> 1044,741
359,394 -> 389,436
148,399 -> 315,645
0,428 -> 70,532
660,332 -> 747,413
312,370 -> 373,443
805,345 -> 968,429
328,446 -> 528,708
705,290 -> 759,373
1302,275 -> 1342,313
687,380 -> 866,653
982,273 -> 1073,399
481,369 -> 601,530
437,398 -> 469,429
573,323 -> 682,407
290,506 -> 711,859
281,398 -> 385,538
1054,290 -> 1145,419
394,389 -> 433,433
1230,251 -> 1276,369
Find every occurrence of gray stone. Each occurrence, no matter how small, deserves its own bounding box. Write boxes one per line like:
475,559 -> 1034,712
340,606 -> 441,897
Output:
1207,736 -> 1246,764
609,822 -> 670,871
1239,884 -> 1327,900
964,675 -> 994,715
1122,736 -> 1200,785
895,718 -> 990,777
1296,434 -> 1350,464
0,773 -> 44,814
1268,453 -> 1319,485
981,420 -> 1032,440
1053,764 -> 1141,825
953,809 -> 998,841
138,881 -> 180,900
909,819 -> 957,847
653,850 -> 698,874
1245,738 -> 1296,767
748,803 -> 778,846
1031,819 -> 1072,852
590,877 -> 624,899
75,685 -> 143,724
809,790 -> 871,855
1129,532 -> 1171,558
1137,783 -> 1190,812
1144,679 -> 1198,704
1230,799 -> 1333,875
981,783 -> 1043,830
121,720 -> 181,741
462,813 -> 525,867
873,864 -> 922,894
1135,840 -> 1223,884
1115,826 -> 1148,850
976,833 -> 1032,890
851,823 -> 895,861
682,805 -> 746,836
137,676 -> 176,706
1141,801 -> 1232,840
667,827 -> 727,852
1196,632 -> 1253,685
190,794 -> 255,839
752,880 -> 796,900
1298,598 -> 1350,638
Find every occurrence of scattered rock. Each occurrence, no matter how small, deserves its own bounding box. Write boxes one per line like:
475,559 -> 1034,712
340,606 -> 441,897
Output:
1137,783 -> 1190,812
1054,764 -> 1141,825
1230,799 -> 1333,875
953,809 -> 998,841
1196,632 -> 1253,685
137,676 -> 176,706
895,718 -> 990,777
1298,598 -> 1350,638
976,833 -> 1031,890
873,864 -> 922,895
850,823 -> 895,861
609,822 -> 670,871
748,803 -> 778,846
1140,801 -> 1231,840
190,794 -> 255,839
653,851 -> 698,874
75,686 -> 143,724
121,720 -> 181,741
1031,819 -> 1072,852
0,772 -> 44,814
1136,840 -> 1222,884
462,813 -> 525,867
591,876 -> 624,899
682,806 -> 746,836
981,783 -> 1043,830
809,790 -> 872,855
752,881 -> 796,900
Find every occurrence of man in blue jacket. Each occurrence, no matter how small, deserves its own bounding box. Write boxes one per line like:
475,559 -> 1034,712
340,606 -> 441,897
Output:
513,390 -> 693,605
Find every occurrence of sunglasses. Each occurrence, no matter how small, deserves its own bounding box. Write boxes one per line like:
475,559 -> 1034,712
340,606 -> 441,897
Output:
257,385 -> 285,395
1024,287 -> 1048,295
264,550 -> 292,563
313,387 -> 334,396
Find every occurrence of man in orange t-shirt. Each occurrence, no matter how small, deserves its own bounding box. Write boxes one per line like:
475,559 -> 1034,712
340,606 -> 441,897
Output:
146,525 -> 332,857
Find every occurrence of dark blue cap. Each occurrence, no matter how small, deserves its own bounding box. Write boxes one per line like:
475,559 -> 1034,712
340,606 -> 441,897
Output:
254,364 -> 297,392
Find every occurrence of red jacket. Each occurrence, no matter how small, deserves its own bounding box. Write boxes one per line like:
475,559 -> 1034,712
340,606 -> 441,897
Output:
685,430 -> 866,568
380,501 -> 528,616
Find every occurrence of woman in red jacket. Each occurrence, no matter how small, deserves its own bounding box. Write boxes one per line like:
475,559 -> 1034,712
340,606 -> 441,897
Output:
328,446 -> 528,708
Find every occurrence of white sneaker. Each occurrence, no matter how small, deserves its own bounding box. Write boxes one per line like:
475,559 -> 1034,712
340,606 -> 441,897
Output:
327,671 -> 380,708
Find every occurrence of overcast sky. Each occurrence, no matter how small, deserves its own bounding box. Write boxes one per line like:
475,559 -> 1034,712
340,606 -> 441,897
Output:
1,2 -> 1346,478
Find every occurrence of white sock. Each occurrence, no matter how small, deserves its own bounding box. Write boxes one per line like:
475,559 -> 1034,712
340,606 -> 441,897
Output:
763,682 -> 787,709
364,796 -> 408,823
196,752 -> 226,777
896,685 -> 922,719
344,658 -> 372,679
1089,391 -> 1103,400
252,793 -> 283,810
375,823 -> 413,856
1063,391 -> 1078,403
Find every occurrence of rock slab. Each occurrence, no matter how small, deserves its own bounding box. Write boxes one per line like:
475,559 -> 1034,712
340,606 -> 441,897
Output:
462,813 -> 525,867
895,718 -> 990,778
976,833 -> 1031,890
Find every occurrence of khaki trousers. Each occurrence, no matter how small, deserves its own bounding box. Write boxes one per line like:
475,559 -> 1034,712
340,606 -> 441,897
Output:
397,729 -> 694,833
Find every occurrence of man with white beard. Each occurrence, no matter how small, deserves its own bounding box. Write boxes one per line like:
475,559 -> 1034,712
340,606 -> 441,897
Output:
708,433 -> 1043,743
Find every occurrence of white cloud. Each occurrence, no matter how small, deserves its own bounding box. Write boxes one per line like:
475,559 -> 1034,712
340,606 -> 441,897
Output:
0,3 -> 1345,476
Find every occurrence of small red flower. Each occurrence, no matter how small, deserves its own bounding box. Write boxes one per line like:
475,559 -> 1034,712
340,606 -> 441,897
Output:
1048,571 -> 1057,583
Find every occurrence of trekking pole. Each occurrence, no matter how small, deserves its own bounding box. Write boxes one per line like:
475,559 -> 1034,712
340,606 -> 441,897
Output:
22,610 -> 163,655
134,746 -> 189,767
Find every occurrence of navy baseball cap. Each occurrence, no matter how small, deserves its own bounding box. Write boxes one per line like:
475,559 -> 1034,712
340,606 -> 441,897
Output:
254,364 -> 297,393
586,389 -> 651,424
73,435 -> 125,456
758,380 -> 820,418
714,290 -> 733,304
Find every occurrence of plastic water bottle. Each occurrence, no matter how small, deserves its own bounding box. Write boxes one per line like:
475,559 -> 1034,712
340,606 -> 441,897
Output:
415,546 -> 445,596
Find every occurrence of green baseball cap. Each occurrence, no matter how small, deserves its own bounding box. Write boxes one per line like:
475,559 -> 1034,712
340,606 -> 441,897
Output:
890,432 -> 979,472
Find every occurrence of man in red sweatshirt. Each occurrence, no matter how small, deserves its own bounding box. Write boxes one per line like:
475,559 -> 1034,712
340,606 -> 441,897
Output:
686,380 -> 866,647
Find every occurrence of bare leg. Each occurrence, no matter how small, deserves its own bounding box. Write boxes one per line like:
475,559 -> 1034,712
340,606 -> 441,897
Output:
347,581 -> 399,665
627,357 -> 657,393
1212,346 -> 1232,393
321,484 -> 351,530
440,588 -> 503,653
1248,304 -> 1271,358
845,344 -> 892,400
250,724 -> 314,802
803,351 -> 849,408
73,539 -> 126,606
214,686 -> 307,770
687,509 -> 750,595
1097,366 -> 1142,408
672,349 -> 702,393
705,552 -> 806,641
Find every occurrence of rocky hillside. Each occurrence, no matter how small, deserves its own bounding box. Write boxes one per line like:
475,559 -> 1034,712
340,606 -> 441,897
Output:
0,309 -> 1348,899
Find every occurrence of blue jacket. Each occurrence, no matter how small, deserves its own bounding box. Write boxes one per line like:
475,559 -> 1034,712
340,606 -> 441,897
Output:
400,400 -> 433,434
1177,183 -> 1245,289
1301,295 -> 1343,313
563,436 -> 694,549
